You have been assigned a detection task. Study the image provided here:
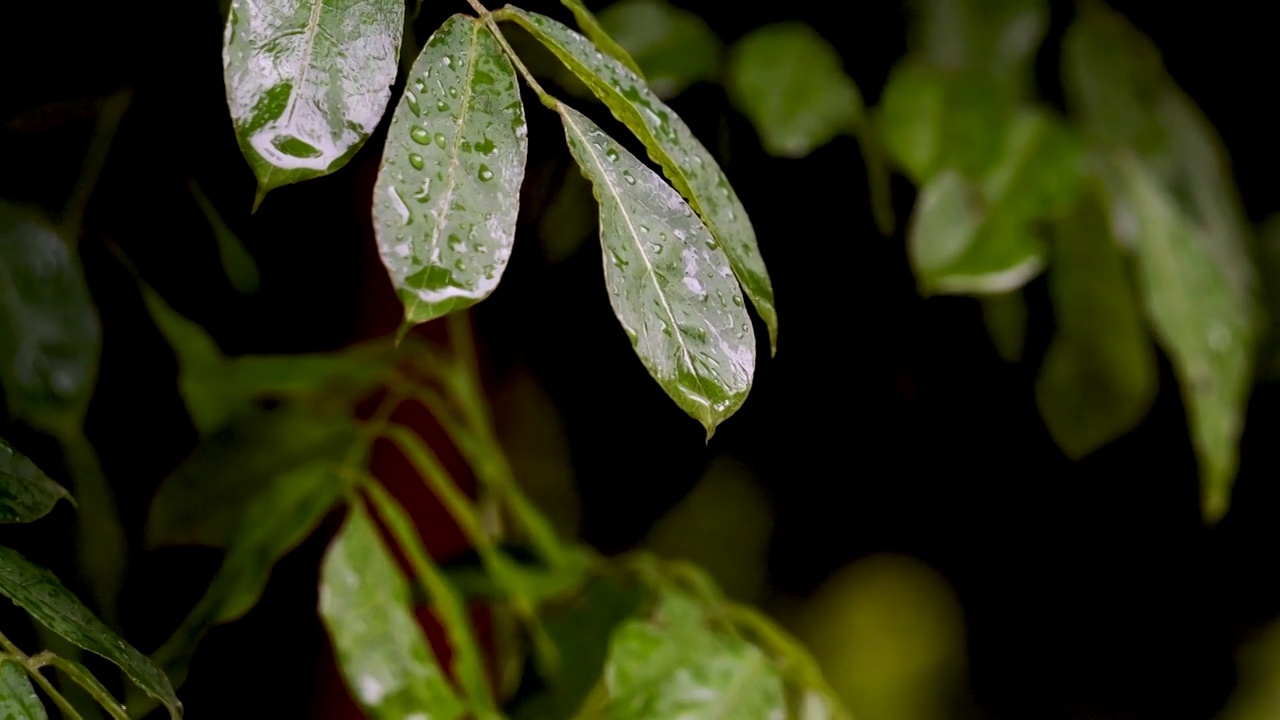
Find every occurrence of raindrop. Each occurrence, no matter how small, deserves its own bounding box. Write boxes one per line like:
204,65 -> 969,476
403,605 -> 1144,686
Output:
448,85 -> 459,98
443,56 -> 453,67
473,243 -> 488,253
648,242 -> 663,254
407,153 -> 425,170
605,148 -> 620,162
478,165 -> 494,182
437,100 -> 450,112
455,259 -> 467,271
434,133 -> 447,148
405,91 -> 421,117
410,127 -> 431,145
639,224 -> 650,233
732,295 -> 743,307
622,170 -> 636,185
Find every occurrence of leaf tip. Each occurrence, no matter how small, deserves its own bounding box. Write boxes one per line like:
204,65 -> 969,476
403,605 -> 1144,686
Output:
394,320 -> 415,348
1202,483 -> 1231,527
251,187 -> 268,214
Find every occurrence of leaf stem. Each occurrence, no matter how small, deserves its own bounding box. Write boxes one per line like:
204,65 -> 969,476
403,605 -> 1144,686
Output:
0,631 -> 87,720
463,1 -> 558,109
59,431 -> 127,628
60,90 -> 132,238
32,653 -> 130,720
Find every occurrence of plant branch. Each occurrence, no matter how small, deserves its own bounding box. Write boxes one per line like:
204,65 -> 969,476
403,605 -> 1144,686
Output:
463,0 -> 557,109
0,631 -> 87,720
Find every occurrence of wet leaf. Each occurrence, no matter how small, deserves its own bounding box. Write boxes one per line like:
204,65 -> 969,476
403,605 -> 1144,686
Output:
1036,195 -> 1157,459
597,0 -> 720,99
319,505 -> 465,719
602,589 -> 786,720
500,6 -> 778,353
726,23 -> 862,158
557,104 -> 755,436
559,0 -> 645,78
374,15 -> 527,328
1118,156 -> 1254,523
222,0 -> 404,206
190,180 -> 259,295
0,438 -> 71,523
0,660 -> 46,720
0,546 -> 181,718
0,201 -> 99,432
147,404 -> 355,548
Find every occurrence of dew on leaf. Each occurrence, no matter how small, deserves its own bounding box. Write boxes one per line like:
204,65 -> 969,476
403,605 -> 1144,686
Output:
410,127 -> 431,144
407,153 -> 425,170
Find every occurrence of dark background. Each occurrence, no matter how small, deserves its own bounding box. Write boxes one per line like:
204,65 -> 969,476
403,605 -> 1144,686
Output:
2,0 -> 1278,718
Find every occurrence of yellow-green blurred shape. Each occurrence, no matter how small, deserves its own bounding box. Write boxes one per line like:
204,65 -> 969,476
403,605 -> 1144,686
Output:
1216,619 -> 1280,720
493,365 -> 580,538
643,455 -> 773,602
790,554 -> 966,720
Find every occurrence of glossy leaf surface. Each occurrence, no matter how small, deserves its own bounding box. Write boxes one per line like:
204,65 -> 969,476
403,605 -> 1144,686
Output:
597,0 -> 720,99
375,15 -> 528,328
0,661 -> 46,720
602,590 -> 786,719
0,438 -> 71,523
0,202 -> 99,431
727,23 -> 862,158
559,105 -> 755,436
222,0 -> 404,204
501,6 -> 778,352
559,0 -> 645,78
0,546 -> 181,718
1036,195 -> 1157,459
319,505 -> 464,719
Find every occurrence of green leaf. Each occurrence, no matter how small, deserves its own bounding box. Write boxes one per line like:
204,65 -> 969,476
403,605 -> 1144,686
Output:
1036,194 -> 1157,459
980,291 -> 1027,363
190,180 -> 259,295
0,438 -> 72,523
374,14 -> 528,328
557,104 -> 755,436
726,23 -> 862,158
601,589 -> 786,719
1118,156 -> 1254,523
559,0 -> 645,78
909,0 -> 1048,86
597,0 -> 720,99
222,0 -> 405,206
0,201 -> 100,432
146,404 -> 356,548
0,660 -> 47,720
0,546 -> 181,718
499,6 -> 778,354
318,504 -> 465,719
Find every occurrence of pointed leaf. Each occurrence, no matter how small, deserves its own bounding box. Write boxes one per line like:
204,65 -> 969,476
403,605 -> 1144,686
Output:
602,590 -> 786,720
0,438 -> 71,523
980,291 -> 1027,363
190,180 -> 259,295
0,661 -> 46,720
222,0 -> 404,204
1036,195 -> 1157,459
499,6 -> 778,352
597,0 -> 720,99
0,546 -> 181,718
375,15 -> 528,328
557,104 -> 755,436
0,201 -> 100,431
1119,156 -> 1254,523
319,505 -> 465,719
559,0 -> 645,78
726,23 -> 862,158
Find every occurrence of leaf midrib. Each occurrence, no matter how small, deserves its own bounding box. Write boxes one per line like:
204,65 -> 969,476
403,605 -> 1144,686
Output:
282,0 -> 327,128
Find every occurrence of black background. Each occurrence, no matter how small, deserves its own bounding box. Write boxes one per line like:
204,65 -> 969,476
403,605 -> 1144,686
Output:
2,0 -> 1278,717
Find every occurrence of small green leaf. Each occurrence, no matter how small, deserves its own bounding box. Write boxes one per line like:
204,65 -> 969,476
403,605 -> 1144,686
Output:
909,0 -> 1048,86
557,104 -> 755,436
0,660 -> 47,720
602,589 -> 786,719
597,0 -> 720,99
319,504 -> 465,719
1118,156 -> 1254,523
375,14 -> 528,328
190,180 -> 259,295
726,23 -> 862,158
147,405 -> 355,548
559,0 -> 645,78
0,438 -> 72,523
1036,194 -> 1157,459
499,6 -> 778,353
0,546 -> 181,718
222,0 -> 405,205
0,201 -> 100,432
980,291 -> 1027,363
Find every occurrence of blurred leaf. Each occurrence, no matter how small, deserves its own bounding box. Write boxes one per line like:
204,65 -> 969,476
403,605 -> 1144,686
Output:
598,0 -> 720,99
557,104 -> 755,437
559,0 -> 645,78
727,23 -> 861,158
493,366 -> 580,537
644,455 -> 772,601
1216,618 -> 1280,720
374,15 -> 528,329
789,554 -> 966,720
1255,215 -> 1280,381
0,201 -> 99,432
147,404 -> 356,548
222,0 -> 404,207
537,163 -> 596,265
318,504 -> 465,719
980,290 -> 1027,363
910,0 -> 1048,87
1036,194 -> 1157,459
501,6 -> 778,354
1118,156 -> 1253,523
979,110 -> 1086,222
0,546 -> 182,718
600,589 -> 786,719
0,660 -> 46,719
0,437 -> 71,523
189,180 -> 259,295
